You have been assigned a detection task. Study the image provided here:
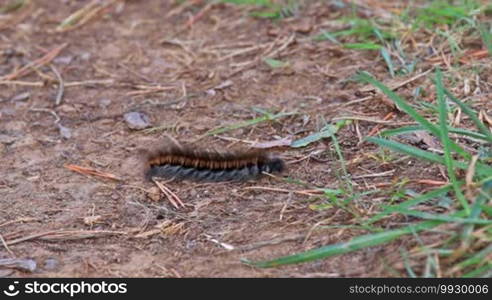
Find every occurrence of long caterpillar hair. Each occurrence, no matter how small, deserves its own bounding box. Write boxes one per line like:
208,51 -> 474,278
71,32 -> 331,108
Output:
142,140 -> 285,182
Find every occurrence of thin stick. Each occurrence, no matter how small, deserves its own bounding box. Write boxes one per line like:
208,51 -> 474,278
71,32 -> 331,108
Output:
29,108 -> 61,124
6,230 -> 62,246
0,217 -> 38,228
64,164 -> 121,181
49,64 -> 64,105
233,233 -> 306,252
352,170 -> 395,179
0,232 -> 15,257
6,230 -> 127,245
366,112 -> 395,137
243,186 -> 323,196
160,182 -> 185,208
332,116 -> 416,126
344,69 -> 434,107
185,2 -> 214,27
0,43 -> 68,81
64,79 -> 114,87
0,80 -> 44,87
152,179 -> 185,209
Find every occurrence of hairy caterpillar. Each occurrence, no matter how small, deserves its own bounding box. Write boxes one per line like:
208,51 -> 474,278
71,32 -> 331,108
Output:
143,143 -> 285,182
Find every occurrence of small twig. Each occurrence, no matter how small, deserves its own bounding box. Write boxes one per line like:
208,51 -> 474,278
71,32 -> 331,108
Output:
6,230 -> 127,245
0,0 -> 33,31
64,79 -> 115,87
234,233 -> 305,252
152,179 -> 185,209
352,170 -> 395,179
185,2 -> 214,28
338,95 -> 374,108
29,108 -> 61,124
413,179 -> 448,186
0,217 -> 38,228
56,0 -> 121,32
203,234 -> 235,251
0,43 -> 68,81
332,116 -> 415,126
118,63 -> 153,83
0,79 -> 114,87
0,80 -> 44,87
64,164 -> 121,181
264,34 -> 296,59
366,112 -> 395,137
5,230 -> 62,246
243,186 -> 323,196
279,192 -> 293,221
49,64 -> 64,105
0,232 -> 15,257
345,69 -> 434,108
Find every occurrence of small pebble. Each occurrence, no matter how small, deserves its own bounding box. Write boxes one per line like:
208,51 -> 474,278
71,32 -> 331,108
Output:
99,98 -> 111,108
0,134 -> 17,145
43,257 -> 59,271
10,92 -> 30,102
0,258 -> 37,272
79,52 -> 91,61
124,111 -> 151,130
58,125 -> 72,139
54,55 -> 73,65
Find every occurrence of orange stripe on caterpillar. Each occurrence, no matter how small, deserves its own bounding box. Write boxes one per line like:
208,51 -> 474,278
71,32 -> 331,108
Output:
142,143 -> 285,182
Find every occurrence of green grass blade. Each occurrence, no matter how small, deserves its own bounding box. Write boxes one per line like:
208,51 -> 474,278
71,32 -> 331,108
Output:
461,180 -> 492,246
312,30 -> 340,43
443,88 -> 492,142
0,0 -> 27,14
398,209 -> 490,224
446,128 -> 489,141
358,72 -> 470,160
242,214 -> 465,268
290,121 -> 348,148
435,69 -> 469,214
367,137 -> 445,164
343,43 -> 382,50
327,123 -> 352,194
365,184 -> 453,225
462,263 -> 492,278
221,0 -> 272,6
367,137 -> 492,177
263,58 -> 288,68
381,125 -> 424,137
380,47 -> 395,77
400,249 -> 417,278
381,126 -> 488,141
478,23 -> 492,56
206,111 -> 296,136
455,244 -> 492,275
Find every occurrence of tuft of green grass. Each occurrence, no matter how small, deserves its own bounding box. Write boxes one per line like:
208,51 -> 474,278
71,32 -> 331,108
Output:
0,0 -> 28,14
478,22 -> 492,56
206,109 -> 297,136
290,120 -> 349,148
242,214 -> 466,268
220,0 -> 298,19
313,18 -> 393,48
414,0 -> 481,27
313,17 -> 417,76
263,58 -> 289,68
243,70 -> 492,277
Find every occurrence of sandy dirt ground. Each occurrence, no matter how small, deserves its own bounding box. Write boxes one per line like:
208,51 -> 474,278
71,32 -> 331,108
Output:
1,0 -> 488,277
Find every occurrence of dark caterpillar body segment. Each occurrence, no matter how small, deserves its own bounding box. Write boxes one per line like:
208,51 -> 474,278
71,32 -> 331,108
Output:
144,144 -> 285,182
